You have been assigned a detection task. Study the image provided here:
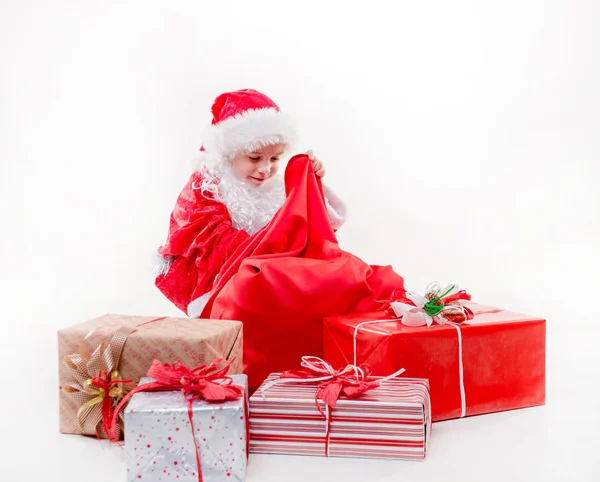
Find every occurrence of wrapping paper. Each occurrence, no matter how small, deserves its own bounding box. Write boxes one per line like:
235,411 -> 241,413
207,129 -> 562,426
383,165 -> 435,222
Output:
249,374 -> 431,460
58,314 -> 243,437
323,301 -> 546,422
125,375 -> 248,482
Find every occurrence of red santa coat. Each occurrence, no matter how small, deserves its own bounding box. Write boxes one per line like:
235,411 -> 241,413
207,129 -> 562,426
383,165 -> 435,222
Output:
154,171 -> 251,315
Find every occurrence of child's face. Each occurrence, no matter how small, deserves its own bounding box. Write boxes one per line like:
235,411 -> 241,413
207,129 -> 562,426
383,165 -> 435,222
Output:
231,143 -> 286,187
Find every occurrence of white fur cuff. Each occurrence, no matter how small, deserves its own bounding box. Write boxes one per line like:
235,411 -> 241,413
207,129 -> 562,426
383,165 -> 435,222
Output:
323,183 -> 348,230
187,292 -> 212,318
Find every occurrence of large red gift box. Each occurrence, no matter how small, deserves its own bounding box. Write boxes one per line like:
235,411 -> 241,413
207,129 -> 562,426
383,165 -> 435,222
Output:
323,301 -> 546,422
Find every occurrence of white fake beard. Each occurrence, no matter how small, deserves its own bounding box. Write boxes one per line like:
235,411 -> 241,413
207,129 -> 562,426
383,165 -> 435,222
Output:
200,162 -> 287,236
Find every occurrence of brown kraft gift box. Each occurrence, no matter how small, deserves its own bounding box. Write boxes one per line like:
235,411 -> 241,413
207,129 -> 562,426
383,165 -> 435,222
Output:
57,314 -> 243,438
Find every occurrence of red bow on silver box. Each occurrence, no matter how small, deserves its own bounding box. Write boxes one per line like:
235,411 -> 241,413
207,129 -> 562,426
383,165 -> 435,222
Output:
109,358 -> 247,482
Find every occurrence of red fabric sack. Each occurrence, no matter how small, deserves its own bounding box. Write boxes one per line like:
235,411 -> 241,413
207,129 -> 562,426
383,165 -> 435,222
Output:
201,155 -> 405,392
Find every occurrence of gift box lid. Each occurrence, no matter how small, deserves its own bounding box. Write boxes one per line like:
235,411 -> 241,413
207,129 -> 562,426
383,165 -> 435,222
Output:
252,373 -> 430,412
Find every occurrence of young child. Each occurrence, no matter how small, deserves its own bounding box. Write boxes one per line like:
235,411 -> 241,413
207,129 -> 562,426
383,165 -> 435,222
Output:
154,89 -> 347,317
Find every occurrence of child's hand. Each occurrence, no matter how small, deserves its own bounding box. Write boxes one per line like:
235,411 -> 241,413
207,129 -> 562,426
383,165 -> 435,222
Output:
306,150 -> 326,178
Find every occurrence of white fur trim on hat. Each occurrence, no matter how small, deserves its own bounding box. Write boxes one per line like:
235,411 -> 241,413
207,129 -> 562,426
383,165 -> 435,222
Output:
201,108 -> 297,161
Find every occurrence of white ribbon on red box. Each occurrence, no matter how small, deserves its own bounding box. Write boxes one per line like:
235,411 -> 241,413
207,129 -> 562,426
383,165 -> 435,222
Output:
353,282 -> 470,418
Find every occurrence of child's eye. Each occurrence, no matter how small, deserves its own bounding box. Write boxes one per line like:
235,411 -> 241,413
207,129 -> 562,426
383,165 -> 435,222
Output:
248,156 -> 260,161
271,157 -> 279,162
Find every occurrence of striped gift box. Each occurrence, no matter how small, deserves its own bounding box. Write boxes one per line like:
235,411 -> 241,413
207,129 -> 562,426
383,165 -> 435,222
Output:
249,374 -> 431,460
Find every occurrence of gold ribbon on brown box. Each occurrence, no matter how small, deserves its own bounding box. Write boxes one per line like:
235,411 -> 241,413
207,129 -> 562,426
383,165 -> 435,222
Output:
62,325 -> 136,438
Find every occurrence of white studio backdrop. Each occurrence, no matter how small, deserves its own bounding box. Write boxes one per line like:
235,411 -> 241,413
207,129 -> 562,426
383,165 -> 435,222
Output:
2,0 -> 598,336
1,0 -> 599,430
1,0 -> 598,340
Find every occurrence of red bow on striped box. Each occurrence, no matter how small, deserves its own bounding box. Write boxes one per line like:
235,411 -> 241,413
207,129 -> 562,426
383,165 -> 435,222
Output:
249,356 -> 431,461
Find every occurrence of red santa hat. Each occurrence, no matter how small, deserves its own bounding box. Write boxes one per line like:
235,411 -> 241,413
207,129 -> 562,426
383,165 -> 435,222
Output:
199,89 -> 297,162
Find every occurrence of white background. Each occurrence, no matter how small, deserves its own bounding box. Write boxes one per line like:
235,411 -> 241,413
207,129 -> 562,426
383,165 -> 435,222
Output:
1,1 -> 599,481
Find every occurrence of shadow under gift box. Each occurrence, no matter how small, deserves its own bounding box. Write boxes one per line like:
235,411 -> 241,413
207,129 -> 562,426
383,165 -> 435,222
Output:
323,301 -> 546,422
57,314 -> 243,438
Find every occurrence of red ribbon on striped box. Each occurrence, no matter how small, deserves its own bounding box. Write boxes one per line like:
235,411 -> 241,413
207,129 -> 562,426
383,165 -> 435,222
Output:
250,356 -> 431,460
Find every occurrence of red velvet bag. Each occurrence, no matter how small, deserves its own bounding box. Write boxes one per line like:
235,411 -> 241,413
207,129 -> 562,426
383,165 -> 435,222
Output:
201,155 -> 406,392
